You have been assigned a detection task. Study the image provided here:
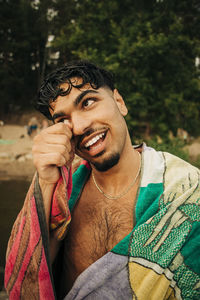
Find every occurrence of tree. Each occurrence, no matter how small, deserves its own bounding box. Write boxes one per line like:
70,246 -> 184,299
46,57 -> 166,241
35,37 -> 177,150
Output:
52,0 -> 200,137
0,0 -> 51,115
0,0 -> 199,139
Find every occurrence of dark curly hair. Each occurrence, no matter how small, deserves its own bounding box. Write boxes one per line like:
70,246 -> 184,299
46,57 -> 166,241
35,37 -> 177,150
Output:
36,60 -> 115,120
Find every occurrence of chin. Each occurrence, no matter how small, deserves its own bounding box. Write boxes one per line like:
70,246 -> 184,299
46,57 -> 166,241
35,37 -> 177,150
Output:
92,152 -> 120,172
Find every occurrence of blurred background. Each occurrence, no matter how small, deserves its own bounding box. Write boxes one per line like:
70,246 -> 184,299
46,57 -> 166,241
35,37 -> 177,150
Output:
0,0 -> 200,297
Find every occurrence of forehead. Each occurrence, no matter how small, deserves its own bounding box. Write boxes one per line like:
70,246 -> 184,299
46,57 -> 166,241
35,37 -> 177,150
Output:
51,77 -> 112,105
50,78 -> 93,109
49,78 -> 112,117
60,78 -> 92,96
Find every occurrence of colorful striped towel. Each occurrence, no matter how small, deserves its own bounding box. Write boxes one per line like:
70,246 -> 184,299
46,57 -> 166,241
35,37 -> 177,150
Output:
5,166 -> 72,299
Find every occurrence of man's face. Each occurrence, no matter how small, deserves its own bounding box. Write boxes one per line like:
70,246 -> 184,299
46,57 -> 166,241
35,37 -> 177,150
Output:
50,79 -> 128,172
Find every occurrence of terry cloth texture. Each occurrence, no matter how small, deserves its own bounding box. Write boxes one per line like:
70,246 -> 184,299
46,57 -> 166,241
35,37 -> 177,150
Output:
4,146 -> 200,300
4,166 -> 72,299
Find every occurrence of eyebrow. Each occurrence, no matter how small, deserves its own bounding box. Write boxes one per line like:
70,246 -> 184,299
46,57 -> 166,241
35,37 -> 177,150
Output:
52,89 -> 99,122
75,89 -> 98,105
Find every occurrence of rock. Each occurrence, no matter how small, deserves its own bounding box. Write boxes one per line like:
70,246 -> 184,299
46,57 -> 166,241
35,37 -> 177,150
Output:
25,153 -> 33,160
15,153 -> 32,162
17,155 -> 26,162
0,153 -> 10,159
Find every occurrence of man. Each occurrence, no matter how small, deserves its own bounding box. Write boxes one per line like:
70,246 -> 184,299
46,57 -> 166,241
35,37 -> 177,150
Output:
5,61 -> 200,300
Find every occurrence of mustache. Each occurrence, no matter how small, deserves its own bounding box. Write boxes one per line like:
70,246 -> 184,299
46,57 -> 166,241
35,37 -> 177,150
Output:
75,127 -> 107,147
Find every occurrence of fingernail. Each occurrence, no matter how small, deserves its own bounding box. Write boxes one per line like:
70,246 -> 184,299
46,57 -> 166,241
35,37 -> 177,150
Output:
64,120 -> 69,125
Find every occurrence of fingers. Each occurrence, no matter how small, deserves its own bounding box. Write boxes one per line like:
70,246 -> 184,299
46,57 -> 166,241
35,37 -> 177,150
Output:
33,142 -> 71,158
33,152 -> 70,169
33,122 -> 73,149
33,124 -> 73,159
44,122 -> 72,138
34,134 -> 71,151
32,122 -> 75,183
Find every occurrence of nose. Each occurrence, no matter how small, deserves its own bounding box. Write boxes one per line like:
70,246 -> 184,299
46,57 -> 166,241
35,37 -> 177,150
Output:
71,112 -> 92,136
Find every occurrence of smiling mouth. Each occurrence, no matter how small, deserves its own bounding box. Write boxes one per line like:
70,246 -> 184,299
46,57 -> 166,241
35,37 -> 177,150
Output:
83,131 -> 107,150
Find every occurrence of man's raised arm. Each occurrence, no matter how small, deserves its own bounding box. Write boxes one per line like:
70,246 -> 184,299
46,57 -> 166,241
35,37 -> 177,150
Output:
4,121 -> 74,300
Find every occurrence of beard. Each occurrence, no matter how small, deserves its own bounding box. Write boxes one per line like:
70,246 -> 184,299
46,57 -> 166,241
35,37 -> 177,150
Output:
91,152 -> 120,172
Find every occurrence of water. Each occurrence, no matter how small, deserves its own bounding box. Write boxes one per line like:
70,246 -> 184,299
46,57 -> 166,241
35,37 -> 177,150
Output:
0,180 -> 30,290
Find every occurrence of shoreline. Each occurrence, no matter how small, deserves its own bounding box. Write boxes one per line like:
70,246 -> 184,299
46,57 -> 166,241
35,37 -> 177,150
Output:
0,161 -> 35,182
0,124 -> 36,182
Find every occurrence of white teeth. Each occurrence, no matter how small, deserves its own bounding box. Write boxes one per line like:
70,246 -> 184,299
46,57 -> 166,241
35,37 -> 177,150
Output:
85,133 -> 105,148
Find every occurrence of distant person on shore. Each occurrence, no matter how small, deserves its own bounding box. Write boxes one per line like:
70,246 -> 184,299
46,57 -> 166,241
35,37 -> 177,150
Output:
27,116 -> 39,138
5,60 -> 200,300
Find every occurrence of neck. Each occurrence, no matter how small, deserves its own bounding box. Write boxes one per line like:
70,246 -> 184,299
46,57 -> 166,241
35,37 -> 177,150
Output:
91,139 -> 140,197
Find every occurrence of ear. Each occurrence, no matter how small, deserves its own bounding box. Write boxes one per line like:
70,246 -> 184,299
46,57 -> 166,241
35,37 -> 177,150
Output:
113,89 -> 128,116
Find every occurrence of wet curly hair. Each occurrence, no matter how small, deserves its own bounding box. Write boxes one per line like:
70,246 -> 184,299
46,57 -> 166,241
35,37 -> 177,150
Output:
36,60 -> 115,120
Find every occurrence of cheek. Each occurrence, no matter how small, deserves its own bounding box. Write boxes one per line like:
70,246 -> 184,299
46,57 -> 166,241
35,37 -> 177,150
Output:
97,104 -> 120,121
83,102 -> 124,128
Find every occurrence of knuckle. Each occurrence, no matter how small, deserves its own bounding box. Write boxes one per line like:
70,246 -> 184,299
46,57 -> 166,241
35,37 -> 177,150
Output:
61,135 -> 68,145
67,142 -> 72,153
64,152 -> 71,162
55,153 -> 65,165
60,144 -> 67,155
54,152 -> 62,161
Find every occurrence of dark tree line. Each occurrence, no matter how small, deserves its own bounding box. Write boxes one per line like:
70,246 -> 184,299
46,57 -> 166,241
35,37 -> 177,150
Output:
0,0 -> 199,137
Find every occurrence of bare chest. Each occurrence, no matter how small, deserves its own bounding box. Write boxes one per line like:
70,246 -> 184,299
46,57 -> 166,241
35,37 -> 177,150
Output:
62,181 -> 138,292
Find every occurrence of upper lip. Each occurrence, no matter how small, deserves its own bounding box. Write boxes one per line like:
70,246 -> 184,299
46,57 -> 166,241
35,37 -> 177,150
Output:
80,129 -> 107,149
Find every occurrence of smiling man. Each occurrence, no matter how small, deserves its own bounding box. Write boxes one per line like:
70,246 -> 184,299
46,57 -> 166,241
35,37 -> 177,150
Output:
5,61 -> 200,300
49,82 -> 129,172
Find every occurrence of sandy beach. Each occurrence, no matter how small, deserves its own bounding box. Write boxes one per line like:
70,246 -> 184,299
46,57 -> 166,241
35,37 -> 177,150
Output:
0,111 -> 50,181
0,124 -> 35,181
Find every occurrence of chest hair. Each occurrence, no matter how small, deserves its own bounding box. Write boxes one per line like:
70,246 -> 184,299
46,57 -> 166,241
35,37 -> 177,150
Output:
62,178 -> 138,292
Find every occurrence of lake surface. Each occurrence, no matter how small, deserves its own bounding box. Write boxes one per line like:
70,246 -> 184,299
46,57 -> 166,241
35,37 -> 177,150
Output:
0,180 -> 30,290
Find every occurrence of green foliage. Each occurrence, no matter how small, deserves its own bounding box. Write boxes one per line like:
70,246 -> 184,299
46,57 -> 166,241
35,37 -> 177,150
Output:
0,0 -> 200,139
147,137 -> 200,169
147,137 -> 190,162
0,0 -> 51,114
51,0 -> 200,137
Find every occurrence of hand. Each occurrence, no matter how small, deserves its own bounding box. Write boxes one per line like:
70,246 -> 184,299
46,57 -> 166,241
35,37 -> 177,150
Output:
32,121 -> 74,184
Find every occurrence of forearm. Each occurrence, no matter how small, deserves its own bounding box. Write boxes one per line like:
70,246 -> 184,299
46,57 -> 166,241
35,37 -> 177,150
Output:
39,178 -> 56,228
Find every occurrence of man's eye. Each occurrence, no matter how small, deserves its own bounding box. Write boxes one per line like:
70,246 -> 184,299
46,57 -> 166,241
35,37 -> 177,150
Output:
82,99 -> 95,108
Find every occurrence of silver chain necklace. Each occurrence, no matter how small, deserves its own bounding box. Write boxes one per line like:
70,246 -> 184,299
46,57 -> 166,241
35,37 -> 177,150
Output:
92,151 -> 141,200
